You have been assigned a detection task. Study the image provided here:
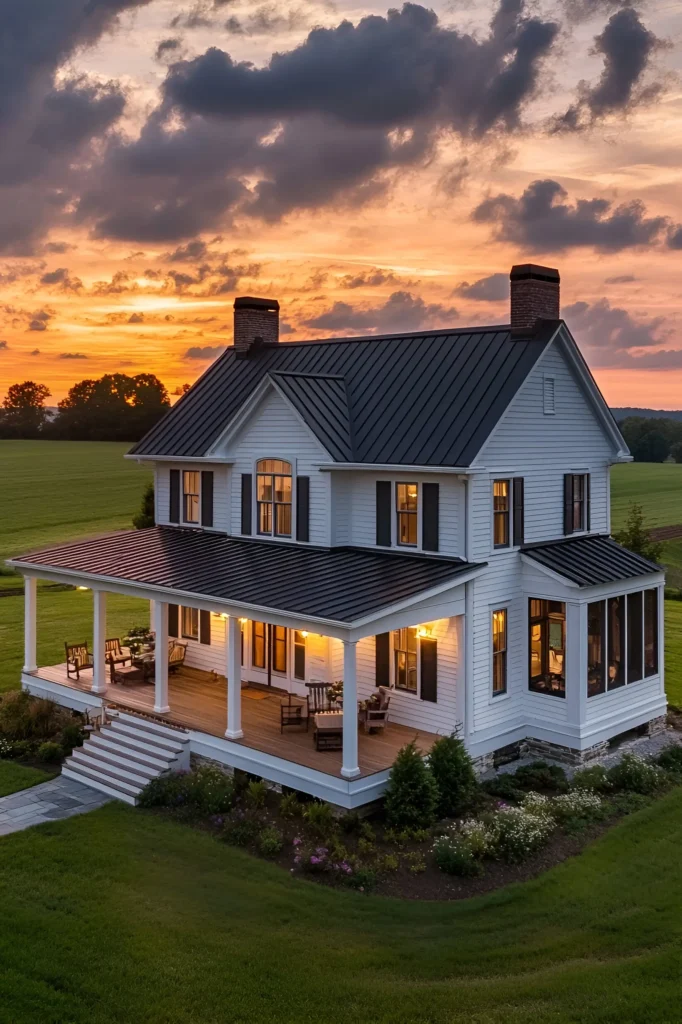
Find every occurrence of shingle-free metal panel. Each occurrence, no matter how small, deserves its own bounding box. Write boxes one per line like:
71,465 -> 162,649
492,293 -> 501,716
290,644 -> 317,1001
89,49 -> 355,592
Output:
522,535 -> 662,587
129,325 -> 553,466
13,528 -> 483,625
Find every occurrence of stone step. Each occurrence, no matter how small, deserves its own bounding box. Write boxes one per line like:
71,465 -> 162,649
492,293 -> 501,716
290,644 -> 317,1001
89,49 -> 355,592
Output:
99,724 -> 179,763
113,710 -> 189,744
88,733 -> 171,772
61,764 -> 138,806
70,748 -> 152,789
107,720 -> 185,755
79,741 -> 158,781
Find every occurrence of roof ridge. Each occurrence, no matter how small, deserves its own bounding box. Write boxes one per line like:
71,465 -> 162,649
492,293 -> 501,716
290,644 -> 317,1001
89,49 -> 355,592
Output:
244,324 -> 513,349
270,369 -> 346,381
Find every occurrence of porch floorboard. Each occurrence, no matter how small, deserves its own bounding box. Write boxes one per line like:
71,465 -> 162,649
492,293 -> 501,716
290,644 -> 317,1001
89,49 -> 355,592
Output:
32,664 -> 439,779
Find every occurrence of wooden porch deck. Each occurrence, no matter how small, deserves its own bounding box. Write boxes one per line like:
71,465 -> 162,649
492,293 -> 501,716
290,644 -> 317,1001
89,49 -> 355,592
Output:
32,664 -> 439,779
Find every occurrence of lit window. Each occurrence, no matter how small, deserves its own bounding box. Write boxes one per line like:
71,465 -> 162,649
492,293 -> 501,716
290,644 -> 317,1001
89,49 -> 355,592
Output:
608,595 -> 625,689
272,625 -> 287,673
644,589 -> 658,677
294,630 -> 306,680
256,459 -> 292,537
181,606 -> 199,640
529,599 -> 565,697
392,627 -> 418,692
252,621 -> 266,669
587,600 -> 606,697
492,609 -> 507,696
183,471 -> 200,524
493,480 -> 510,548
396,483 -> 418,546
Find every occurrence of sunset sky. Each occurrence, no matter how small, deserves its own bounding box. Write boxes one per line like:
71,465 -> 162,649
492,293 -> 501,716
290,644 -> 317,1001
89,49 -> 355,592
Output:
2,0 -> 682,406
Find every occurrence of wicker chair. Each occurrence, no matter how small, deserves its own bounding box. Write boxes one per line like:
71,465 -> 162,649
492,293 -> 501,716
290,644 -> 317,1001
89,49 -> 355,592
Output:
105,637 -> 132,667
65,642 -> 94,681
280,694 -> 309,733
168,641 -> 188,674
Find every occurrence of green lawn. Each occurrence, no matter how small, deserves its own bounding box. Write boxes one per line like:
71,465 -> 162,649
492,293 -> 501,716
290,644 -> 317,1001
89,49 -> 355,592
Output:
0,760 -> 53,797
611,462 -> 682,531
0,792 -> 680,1023
0,440 -> 150,563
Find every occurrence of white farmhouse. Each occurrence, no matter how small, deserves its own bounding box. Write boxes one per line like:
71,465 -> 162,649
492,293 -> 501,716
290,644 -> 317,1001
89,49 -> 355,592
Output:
10,264 -> 665,807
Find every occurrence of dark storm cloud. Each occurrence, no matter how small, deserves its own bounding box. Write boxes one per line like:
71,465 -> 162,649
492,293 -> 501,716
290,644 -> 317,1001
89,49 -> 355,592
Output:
31,77 -> 126,156
156,37 -> 183,60
473,179 -> 669,251
455,273 -> 508,301
301,290 -> 458,334
561,0 -> 643,25
27,308 -> 53,331
553,8 -> 664,130
184,344 -> 226,359
339,268 -> 415,289
564,298 -> 673,369
40,267 -> 83,292
666,225 -> 682,249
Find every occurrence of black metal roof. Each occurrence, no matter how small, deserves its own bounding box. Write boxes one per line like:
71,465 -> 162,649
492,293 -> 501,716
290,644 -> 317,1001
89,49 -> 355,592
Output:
12,527 -> 484,625
522,535 -> 662,587
270,371 -> 353,461
130,321 -> 560,464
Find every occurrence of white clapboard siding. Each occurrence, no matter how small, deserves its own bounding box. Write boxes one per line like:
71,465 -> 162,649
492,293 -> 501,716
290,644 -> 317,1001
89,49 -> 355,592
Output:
585,674 -> 662,724
155,464 -> 230,532
222,386 -> 331,545
338,472 -> 464,556
181,613 -> 228,676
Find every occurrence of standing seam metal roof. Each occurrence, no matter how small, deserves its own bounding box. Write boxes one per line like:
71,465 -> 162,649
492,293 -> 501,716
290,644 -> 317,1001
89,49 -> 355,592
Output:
522,535 -> 662,587
130,323 -> 558,464
10,527 -> 485,625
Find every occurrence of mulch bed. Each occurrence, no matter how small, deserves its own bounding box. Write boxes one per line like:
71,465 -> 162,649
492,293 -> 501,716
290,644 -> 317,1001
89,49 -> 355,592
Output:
650,524 -> 682,541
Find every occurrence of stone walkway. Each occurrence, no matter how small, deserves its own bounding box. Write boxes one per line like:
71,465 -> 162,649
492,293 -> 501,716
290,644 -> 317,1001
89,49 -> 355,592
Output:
0,776 -> 111,836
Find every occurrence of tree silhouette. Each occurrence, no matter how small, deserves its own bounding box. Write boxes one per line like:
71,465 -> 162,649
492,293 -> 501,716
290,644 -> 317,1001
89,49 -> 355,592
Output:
0,381 -> 51,438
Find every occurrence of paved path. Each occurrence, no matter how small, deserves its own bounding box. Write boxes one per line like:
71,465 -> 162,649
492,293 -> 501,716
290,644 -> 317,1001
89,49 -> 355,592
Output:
0,776 -> 111,836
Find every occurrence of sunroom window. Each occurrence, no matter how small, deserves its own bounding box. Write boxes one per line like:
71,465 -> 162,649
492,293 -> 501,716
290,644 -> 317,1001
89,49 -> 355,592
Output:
588,588 -> 658,697
528,599 -> 565,697
256,459 -> 292,537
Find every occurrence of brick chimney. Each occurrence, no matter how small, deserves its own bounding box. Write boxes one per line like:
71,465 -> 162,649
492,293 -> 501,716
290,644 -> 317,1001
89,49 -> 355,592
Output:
509,264 -> 560,336
233,296 -> 279,358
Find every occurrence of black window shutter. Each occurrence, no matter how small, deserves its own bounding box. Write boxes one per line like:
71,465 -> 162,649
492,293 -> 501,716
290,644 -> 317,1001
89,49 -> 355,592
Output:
376,481 -> 392,547
199,609 -> 211,645
420,638 -> 438,703
422,482 -> 439,551
201,471 -> 214,528
375,632 -> 390,686
169,469 -> 180,524
296,476 -> 310,542
168,604 -> 179,638
241,474 -> 252,535
586,474 -> 591,532
513,477 -> 525,546
563,474 -> 573,536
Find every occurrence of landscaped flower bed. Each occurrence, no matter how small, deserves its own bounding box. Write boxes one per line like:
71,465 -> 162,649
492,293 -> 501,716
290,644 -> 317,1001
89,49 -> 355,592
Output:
0,691 -> 87,769
136,735 -> 682,900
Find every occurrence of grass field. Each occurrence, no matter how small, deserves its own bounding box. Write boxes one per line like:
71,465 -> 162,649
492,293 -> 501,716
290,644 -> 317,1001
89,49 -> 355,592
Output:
0,791 -> 680,1024
0,440 -> 150,564
610,462 -> 682,531
0,760 -> 53,797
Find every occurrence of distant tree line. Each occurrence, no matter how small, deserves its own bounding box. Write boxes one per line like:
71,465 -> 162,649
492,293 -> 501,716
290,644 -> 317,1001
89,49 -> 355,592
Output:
0,374 -> 170,442
618,417 -> 682,464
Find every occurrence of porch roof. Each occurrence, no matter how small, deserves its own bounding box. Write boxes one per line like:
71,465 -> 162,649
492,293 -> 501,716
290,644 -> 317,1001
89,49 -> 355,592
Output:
9,526 -> 483,627
521,534 -> 662,588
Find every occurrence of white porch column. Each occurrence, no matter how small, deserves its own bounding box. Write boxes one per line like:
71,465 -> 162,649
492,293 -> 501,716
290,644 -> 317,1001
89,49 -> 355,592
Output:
225,615 -> 243,739
153,601 -> 170,713
341,640 -> 360,779
92,590 -> 107,694
23,576 -> 37,674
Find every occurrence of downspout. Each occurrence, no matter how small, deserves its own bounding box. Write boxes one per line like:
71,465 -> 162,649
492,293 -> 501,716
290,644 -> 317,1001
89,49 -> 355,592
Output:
463,476 -> 474,740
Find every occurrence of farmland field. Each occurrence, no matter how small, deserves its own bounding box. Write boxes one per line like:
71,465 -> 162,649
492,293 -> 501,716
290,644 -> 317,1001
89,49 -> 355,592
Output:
610,462 -> 682,531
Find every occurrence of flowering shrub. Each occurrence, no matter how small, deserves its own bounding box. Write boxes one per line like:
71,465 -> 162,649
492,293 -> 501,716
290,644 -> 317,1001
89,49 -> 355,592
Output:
656,745 -> 682,776
488,805 -> 555,863
303,800 -> 337,839
551,790 -> 604,823
139,766 -> 234,814
294,842 -> 354,879
571,765 -> 613,794
432,819 -> 490,876
520,792 -> 552,816
607,753 -> 667,795
258,825 -> 283,856
0,738 -> 14,758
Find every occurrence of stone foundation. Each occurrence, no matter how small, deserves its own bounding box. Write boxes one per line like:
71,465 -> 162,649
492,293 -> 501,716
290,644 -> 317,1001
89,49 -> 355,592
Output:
523,736 -> 610,766
647,716 -> 667,737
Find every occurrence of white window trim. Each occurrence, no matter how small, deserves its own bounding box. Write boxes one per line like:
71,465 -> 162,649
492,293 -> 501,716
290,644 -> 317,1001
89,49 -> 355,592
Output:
180,605 -> 199,641
490,605 -> 511,703
491,478 -> 514,553
253,456 -> 297,542
395,480 -> 420,550
182,468 -> 202,526
390,626 -> 422,699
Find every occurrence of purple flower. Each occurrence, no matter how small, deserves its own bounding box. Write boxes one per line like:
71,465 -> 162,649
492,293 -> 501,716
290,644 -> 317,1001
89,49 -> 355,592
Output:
315,847 -> 328,855
310,856 -> 321,865
292,837 -> 302,846
294,855 -> 301,865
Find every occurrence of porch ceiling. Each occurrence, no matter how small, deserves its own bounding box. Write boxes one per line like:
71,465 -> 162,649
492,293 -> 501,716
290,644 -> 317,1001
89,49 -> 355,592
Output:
9,526 -> 483,629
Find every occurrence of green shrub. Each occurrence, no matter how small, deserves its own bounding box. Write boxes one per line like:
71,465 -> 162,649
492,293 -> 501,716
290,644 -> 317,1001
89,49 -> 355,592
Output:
384,741 -> 438,829
138,773 -> 189,808
303,801 -> 337,839
60,723 -> 84,754
512,761 -> 568,794
481,774 -> 522,801
9,739 -> 32,759
37,741 -> 63,763
344,867 -> 377,891
607,753 -> 666,795
405,852 -> 427,874
656,745 -> 682,775
488,805 -> 555,864
279,792 -> 302,819
551,790 -> 605,824
428,734 -> 478,818
358,820 -> 375,842
433,818 -> 489,876
139,767 -> 234,813
338,810 -> 362,833
609,791 -> 652,816
0,691 -> 69,741
0,738 -> 14,758
571,765 -> 613,793
378,854 -> 399,873
258,825 -> 284,856
357,837 -> 376,856
222,817 -> 260,846
246,779 -> 268,809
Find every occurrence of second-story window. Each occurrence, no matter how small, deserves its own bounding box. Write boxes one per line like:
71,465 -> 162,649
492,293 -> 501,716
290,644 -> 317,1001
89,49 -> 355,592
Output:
564,473 -> 590,534
256,459 -> 292,537
183,471 -> 200,524
396,483 -> 418,546
493,480 -> 510,548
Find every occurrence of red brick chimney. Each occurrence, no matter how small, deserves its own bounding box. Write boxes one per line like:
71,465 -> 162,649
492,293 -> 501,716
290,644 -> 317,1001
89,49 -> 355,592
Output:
510,264 -> 560,336
233,296 -> 279,358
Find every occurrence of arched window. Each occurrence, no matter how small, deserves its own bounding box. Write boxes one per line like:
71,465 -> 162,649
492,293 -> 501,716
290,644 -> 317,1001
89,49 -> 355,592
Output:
256,459 -> 292,537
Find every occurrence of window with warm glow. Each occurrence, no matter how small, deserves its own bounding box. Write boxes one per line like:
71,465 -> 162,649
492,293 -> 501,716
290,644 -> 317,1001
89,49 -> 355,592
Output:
492,609 -> 507,696
183,471 -> 200,524
256,459 -> 292,537
392,627 -> 418,692
528,599 -> 565,697
181,606 -> 199,640
396,483 -> 418,546
493,480 -> 510,548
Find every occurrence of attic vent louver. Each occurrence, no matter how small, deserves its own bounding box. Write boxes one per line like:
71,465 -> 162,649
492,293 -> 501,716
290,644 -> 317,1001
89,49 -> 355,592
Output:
543,375 -> 556,415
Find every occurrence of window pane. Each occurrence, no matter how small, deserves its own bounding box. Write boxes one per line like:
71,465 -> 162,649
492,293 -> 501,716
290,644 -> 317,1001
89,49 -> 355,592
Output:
252,622 -> 266,669
273,625 -> 287,673
398,511 -> 417,545
393,628 -> 418,691
258,502 -> 272,535
644,589 -> 658,677
397,483 -> 418,511
627,592 -> 643,684
493,480 -> 509,547
256,476 -> 272,501
275,503 -> 291,537
274,475 -> 291,503
294,631 -> 306,680
608,596 -> 625,689
182,606 -> 198,639
587,600 -> 606,697
492,609 -> 507,696
528,599 -> 566,697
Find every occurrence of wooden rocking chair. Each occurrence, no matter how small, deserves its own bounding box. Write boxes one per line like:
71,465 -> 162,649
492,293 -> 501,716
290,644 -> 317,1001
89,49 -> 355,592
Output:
65,642 -> 94,681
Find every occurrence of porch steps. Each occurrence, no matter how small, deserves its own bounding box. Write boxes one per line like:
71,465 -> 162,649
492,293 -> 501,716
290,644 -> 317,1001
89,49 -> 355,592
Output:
61,711 -> 190,806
